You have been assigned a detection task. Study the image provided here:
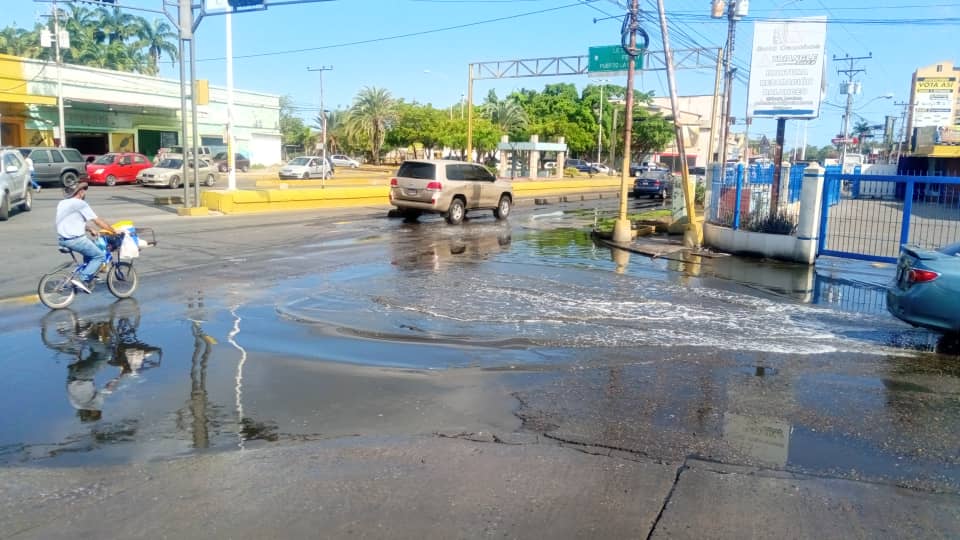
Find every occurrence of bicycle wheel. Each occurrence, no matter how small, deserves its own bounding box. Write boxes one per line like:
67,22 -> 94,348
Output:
40,308 -> 79,350
38,267 -> 78,309
106,262 -> 138,299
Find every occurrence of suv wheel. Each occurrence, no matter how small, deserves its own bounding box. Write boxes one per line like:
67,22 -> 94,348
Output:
446,198 -> 465,225
494,195 -> 511,220
61,172 -> 78,189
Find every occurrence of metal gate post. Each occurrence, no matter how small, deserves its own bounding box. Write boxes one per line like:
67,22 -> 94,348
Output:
899,178 -> 914,247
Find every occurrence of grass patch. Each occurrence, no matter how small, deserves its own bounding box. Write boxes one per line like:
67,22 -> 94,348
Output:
594,209 -> 672,232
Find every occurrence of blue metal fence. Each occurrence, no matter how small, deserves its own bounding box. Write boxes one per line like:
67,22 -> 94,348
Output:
708,162 -> 806,231
818,171 -> 960,263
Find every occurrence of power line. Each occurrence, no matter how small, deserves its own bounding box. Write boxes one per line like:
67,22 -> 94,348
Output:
196,0 -> 599,62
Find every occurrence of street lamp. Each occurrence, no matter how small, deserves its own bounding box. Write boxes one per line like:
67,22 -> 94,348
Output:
841,93 -> 892,165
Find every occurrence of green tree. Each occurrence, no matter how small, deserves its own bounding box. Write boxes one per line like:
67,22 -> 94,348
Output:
482,98 -> 528,138
852,120 -> 873,154
344,86 -> 397,165
385,101 -> 446,159
135,17 -> 178,76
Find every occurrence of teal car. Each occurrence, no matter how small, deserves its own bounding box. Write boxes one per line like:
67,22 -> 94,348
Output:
886,243 -> 960,334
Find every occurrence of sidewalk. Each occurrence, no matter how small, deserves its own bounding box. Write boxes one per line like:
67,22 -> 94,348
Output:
2,436 -> 957,539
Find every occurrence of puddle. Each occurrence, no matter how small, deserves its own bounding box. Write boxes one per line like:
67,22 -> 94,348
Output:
1,211 -> 956,470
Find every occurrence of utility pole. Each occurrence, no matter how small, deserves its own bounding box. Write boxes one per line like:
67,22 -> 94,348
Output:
609,105 -> 618,169
225,10 -> 236,191
612,0 -> 640,244
596,81 -> 606,165
52,0 -> 66,147
657,0 -> 699,246
713,0 -> 746,165
893,100 -> 910,164
307,66 -> 332,187
833,53 -> 872,170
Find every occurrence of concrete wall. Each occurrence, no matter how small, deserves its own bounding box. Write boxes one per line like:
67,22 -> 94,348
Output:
703,165 -> 825,264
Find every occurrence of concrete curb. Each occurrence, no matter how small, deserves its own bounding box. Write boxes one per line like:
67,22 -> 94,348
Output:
201,179 -> 625,215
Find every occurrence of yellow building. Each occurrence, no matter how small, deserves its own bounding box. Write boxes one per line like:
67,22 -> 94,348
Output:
906,60 -> 960,158
0,54 -> 58,147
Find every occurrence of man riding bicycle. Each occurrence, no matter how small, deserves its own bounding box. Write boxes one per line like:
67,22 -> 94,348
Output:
55,182 -> 116,294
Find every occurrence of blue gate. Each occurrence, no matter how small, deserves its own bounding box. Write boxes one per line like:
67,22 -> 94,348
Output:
818,169 -> 960,263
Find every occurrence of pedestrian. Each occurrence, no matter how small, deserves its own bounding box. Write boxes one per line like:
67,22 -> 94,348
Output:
55,182 -> 117,294
25,153 -> 40,192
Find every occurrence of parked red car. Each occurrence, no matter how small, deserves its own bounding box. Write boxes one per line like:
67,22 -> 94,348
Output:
86,152 -> 154,185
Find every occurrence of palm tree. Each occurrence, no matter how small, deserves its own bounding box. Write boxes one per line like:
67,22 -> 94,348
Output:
482,98 -> 528,136
94,7 -> 139,45
852,120 -> 873,154
0,26 -> 41,59
135,17 -> 178,76
344,87 -> 397,165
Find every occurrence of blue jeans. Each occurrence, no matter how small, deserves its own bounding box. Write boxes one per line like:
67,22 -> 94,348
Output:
30,172 -> 39,190
59,236 -> 106,282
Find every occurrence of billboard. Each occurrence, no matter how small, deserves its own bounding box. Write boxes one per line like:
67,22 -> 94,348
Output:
746,16 -> 827,119
912,76 -> 957,128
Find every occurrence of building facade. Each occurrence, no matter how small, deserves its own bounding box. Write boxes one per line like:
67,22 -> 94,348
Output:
0,54 -> 281,165
905,60 -> 960,158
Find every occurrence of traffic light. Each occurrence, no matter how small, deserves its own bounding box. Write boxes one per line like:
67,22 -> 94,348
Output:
228,0 -> 265,7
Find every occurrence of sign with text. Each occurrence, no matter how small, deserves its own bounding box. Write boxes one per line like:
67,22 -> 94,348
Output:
912,76 -> 957,128
588,45 -> 644,77
746,16 -> 827,119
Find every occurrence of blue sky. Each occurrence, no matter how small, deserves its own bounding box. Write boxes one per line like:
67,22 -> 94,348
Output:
12,0 -> 960,150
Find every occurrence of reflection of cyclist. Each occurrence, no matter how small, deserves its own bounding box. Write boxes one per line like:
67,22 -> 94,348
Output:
55,182 -> 117,294
41,300 -> 162,422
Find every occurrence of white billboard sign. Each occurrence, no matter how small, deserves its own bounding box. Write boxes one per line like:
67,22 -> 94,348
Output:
747,16 -> 827,119
912,76 -> 957,128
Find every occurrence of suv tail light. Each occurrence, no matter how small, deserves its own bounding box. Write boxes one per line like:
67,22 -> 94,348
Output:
426,181 -> 442,191
908,268 -> 940,283
390,177 -> 398,186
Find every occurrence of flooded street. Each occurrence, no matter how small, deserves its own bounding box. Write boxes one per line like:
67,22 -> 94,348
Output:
1,204 -> 959,500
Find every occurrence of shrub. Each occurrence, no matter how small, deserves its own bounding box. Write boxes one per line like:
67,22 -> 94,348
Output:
564,167 -> 578,178
745,211 -> 797,235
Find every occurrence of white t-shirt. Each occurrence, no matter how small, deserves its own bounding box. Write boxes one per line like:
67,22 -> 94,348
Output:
56,198 -> 97,238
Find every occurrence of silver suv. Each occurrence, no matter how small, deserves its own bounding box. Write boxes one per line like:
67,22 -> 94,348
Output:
0,148 -> 33,221
389,159 -> 513,225
17,147 -> 88,188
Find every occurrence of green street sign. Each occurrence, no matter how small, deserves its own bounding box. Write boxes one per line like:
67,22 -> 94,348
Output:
588,45 -> 644,77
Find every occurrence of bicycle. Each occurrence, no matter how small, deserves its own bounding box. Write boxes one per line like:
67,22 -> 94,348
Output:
38,226 -> 156,310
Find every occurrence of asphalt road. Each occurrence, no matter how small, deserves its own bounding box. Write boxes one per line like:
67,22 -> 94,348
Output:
1,191 -> 958,538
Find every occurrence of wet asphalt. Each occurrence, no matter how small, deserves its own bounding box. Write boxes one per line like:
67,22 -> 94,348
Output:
1,193 -> 959,503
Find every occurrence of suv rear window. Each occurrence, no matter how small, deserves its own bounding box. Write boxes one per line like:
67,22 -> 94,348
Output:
51,150 -> 65,163
397,162 -> 436,180
62,149 -> 84,162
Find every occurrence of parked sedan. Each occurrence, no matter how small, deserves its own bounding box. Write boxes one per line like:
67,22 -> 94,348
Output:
330,154 -> 360,168
633,170 -> 674,199
137,158 -> 218,189
886,243 -> 960,334
212,152 -> 250,173
86,152 -> 153,185
279,156 -> 333,179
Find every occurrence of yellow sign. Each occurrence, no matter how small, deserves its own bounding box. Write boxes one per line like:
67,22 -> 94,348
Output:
916,77 -> 956,91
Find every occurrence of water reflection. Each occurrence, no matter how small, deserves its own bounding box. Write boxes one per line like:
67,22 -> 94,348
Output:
40,300 -> 162,422
391,221 -> 512,271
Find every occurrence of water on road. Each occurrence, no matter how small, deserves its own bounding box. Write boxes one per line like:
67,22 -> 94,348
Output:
1,208 -> 957,492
